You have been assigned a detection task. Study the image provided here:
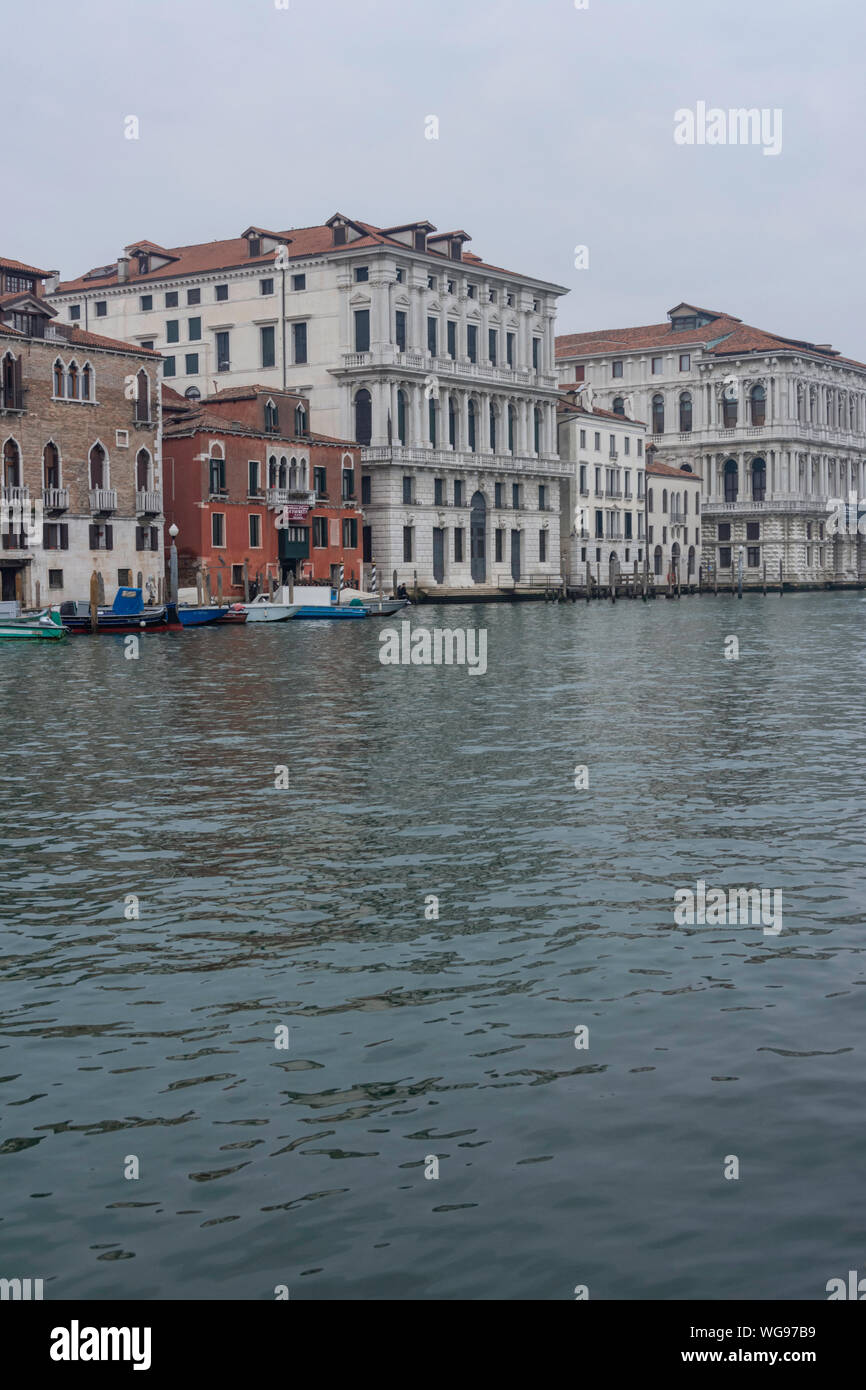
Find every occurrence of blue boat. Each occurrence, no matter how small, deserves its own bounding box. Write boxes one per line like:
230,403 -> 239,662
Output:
293,605 -> 367,619
176,606 -> 228,627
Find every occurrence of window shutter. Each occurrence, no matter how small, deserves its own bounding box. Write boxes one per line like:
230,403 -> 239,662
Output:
105,524 -> 113,550
42,522 -> 50,548
60,524 -> 69,550
150,527 -> 158,551
89,523 -> 98,549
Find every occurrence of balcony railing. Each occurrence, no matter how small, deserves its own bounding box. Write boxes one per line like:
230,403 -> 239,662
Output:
43,487 -> 69,511
267,488 -> 315,507
136,489 -> 162,514
90,488 -> 117,512
1,484 -> 29,504
362,444 -> 571,477
0,391 -> 25,413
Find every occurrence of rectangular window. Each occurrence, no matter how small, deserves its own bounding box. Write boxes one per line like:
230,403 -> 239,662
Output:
187,287 -> 201,306
427,316 -> 438,356
718,522 -> 731,541
506,332 -> 515,366
719,545 -> 732,567
447,321 -> 457,359
185,353 -> 199,374
310,517 -> 326,547
292,321 -> 307,363
165,291 -> 178,308
117,568 -> 131,586
260,278 -> 274,295
342,468 -> 355,500
292,274 -> 306,291
215,284 -> 228,301
396,268 -> 404,283
141,340 -> 154,352
188,317 -> 201,341
579,465 -> 587,494
354,266 -> 369,282
467,324 -> 477,363
595,510 -> 604,538
140,294 -> 152,311
532,338 -> 540,369
637,440 -> 643,456
512,483 -> 520,509
495,481 -> 503,508
488,329 -> 497,365
746,521 -> 760,540
624,437 -> 630,455
679,353 -> 690,371
209,457 -> 226,493
95,301 -> 107,317
454,527 -> 464,562
166,320 -> 179,343
316,466 -> 329,497
538,484 -> 546,511
454,479 -> 464,507
354,309 -> 370,352
216,330 -> 231,371
360,474 -> 371,503
539,529 -> 547,562
402,475 -> 414,504
163,356 -> 176,377
49,568 -> 63,587
495,529 -> 504,562
594,432 -> 601,450
248,461 -> 261,495
69,304 -> 81,320
342,518 -> 358,548
249,514 -> 262,548
625,513 -> 633,539
747,546 -> 760,567
612,360 -> 623,377
651,356 -> 663,374
403,525 -> 414,562
395,310 -> 407,352
467,283 -> 476,299
434,477 -> 444,505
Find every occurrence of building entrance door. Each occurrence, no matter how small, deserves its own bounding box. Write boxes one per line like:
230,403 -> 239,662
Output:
470,492 -> 486,583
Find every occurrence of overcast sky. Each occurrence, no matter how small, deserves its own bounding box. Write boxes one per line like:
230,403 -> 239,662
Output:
6,0 -> 865,351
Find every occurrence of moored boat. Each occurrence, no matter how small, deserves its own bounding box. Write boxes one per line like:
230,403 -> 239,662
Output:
214,604 -> 248,624
176,605 -> 229,627
0,610 -> 67,641
59,587 -> 181,634
241,593 -> 300,622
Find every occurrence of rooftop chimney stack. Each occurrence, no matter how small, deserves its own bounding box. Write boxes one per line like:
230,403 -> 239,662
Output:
117,255 -> 130,283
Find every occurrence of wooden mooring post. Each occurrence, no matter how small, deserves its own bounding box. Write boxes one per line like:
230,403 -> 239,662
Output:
89,570 -> 99,632
585,561 -> 591,602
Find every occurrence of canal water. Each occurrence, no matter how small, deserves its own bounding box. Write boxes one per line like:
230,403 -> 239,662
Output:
1,592 -> 864,1300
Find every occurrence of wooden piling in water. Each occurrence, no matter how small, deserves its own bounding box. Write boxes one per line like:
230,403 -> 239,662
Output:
243,559 -> 250,603
89,570 -> 99,632
586,561 -> 591,602
196,567 -> 204,606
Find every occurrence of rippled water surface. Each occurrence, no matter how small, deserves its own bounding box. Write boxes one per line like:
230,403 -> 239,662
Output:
1,593 -> 865,1300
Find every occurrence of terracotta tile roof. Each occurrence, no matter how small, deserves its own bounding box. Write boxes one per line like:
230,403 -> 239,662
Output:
161,384 -> 189,406
1,255 -> 54,277
557,312 -> 866,371
557,385 -> 645,426
646,460 -> 702,481
55,218 -> 566,295
65,326 -> 161,356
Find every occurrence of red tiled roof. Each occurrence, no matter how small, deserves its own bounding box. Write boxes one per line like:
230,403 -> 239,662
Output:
55,218 -> 565,294
1,255 -> 54,277
557,313 -> 866,371
646,460 -> 702,481
557,385 -> 645,426
65,326 -> 161,356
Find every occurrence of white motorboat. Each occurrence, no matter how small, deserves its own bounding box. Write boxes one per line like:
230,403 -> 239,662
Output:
241,593 -> 301,622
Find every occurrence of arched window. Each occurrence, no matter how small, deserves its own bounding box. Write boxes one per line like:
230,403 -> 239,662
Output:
652,394 -> 664,433
695,493 -> 700,515
534,406 -> 542,453
89,442 -> 106,489
750,384 -> 766,426
53,359 -> 65,397
508,404 -> 515,453
662,489 -> 668,513
448,396 -> 457,448
612,396 -> 625,416
683,490 -> 688,515
288,457 -> 297,491
67,361 -> 79,400
653,544 -> 663,576
208,443 -> 225,496
679,391 -> 692,432
751,457 -> 766,502
397,389 -> 407,445
3,438 -> 21,488
723,390 -> 738,428
43,442 -> 60,489
489,403 -> 496,452
428,397 -> 437,446
278,456 -> 287,489
647,488 -> 654,511
723,458 -> 738,502
688,545 -> 696,576
294,404 -> 307,436
82,362 -> 93,401
265,399 -> 279,433
468,399 -> 476,452
135,369 -> 149,422
354,389 -> 371,446
268,456 -> 277,488
136,448 -> 150,491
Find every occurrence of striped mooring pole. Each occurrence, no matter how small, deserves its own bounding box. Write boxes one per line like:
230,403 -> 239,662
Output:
339,562 -> 345,590
370,559 -> 377,594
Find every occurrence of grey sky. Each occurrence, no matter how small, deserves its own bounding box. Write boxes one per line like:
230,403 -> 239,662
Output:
6,0 -> 865,352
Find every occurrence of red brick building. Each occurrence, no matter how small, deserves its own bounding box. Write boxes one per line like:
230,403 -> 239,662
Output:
162,385 -> 362,594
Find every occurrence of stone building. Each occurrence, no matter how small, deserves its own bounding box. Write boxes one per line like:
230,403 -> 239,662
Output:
0,256 -> 161,606
557,387 -> 647,583
556,303 -> 866,587
49,215 -> 569,590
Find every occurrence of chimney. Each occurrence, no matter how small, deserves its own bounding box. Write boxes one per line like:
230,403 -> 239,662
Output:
117,255 -> 130,283
44,271 -> 60,294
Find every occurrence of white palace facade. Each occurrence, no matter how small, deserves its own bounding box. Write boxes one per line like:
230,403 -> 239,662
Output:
556,303 -> 866,587
49,216 -> 569,591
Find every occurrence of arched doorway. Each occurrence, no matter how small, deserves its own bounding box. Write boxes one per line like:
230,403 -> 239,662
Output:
653,545 -> 663,577
687,545 -> 696,577
751,457 -> 766,502
470,491 -> 486,583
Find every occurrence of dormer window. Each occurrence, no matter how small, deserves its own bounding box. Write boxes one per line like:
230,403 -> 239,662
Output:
248,236 -> 261,257
449,238 -> 462,261
137,254 -> 149,275
333,224 -> 347,246
414,230 -> 427,251
265,399 -> 279,433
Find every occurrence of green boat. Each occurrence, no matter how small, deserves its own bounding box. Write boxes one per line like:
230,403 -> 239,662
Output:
0,610 -> 67,642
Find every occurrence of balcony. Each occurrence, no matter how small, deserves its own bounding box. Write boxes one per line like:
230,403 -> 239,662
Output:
607,487 -> 623,499
362,444 -> 572,478
267,488 -> 316,508
1,484 -> 29,504
89,488 -> 117,512
136,489 -> 163,515
0,391 -> 25,414
43,487 -> 69,511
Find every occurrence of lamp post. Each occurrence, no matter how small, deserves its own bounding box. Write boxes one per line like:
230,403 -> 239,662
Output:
168,523 -> 179,605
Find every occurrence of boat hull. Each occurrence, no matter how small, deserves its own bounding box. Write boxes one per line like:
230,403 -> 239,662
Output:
241,602 -> 300,621
177,607 -> 227,627
293,606 -> 368,619
0,614 -> 67,641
